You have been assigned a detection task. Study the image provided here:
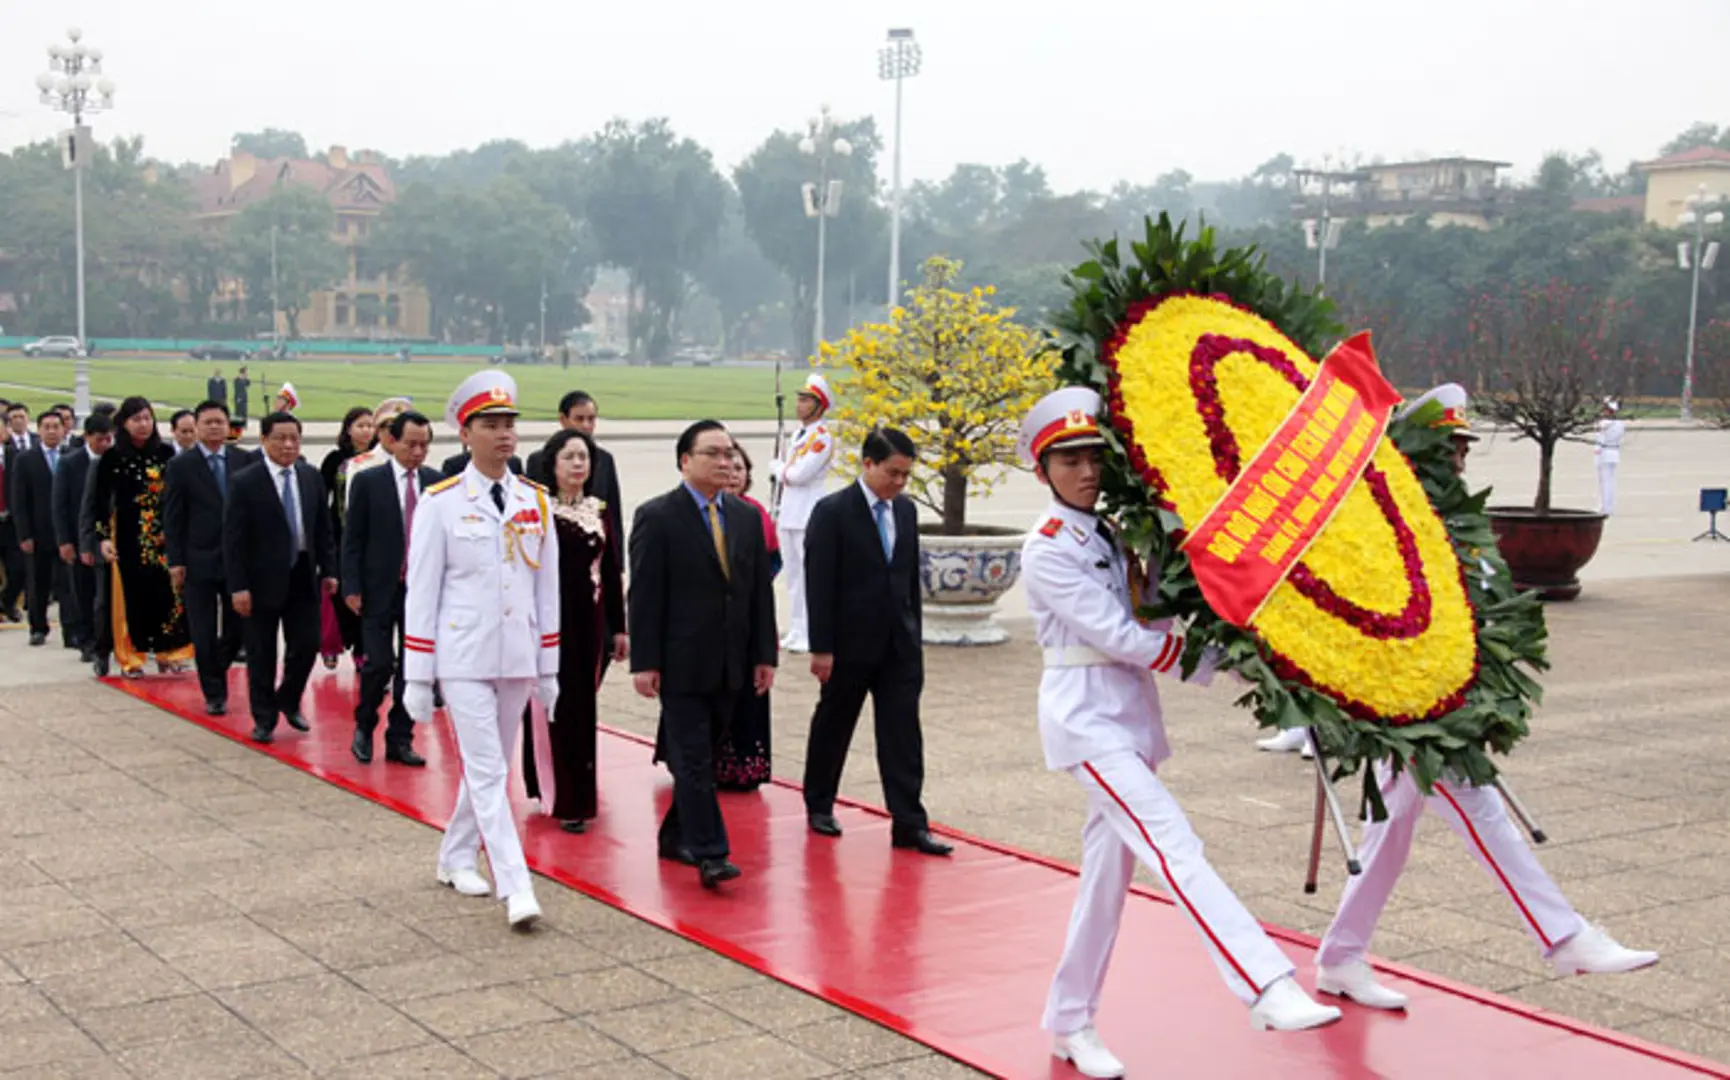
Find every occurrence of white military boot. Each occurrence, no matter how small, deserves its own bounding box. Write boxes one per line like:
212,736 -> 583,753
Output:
1256,728 -> 1314,758
1051,1026 -> 1125,1079
1249,975 -> 1342,1031
507,887 -> 542,930
436,865 -> 491,897
1316,959 -> 1410,1010
1549,925 -> 1658,976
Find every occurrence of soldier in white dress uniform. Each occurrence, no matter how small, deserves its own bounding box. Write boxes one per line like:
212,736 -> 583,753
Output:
770,372 -> 834,653
1021,388 -> 1340,1080
1313,383 -> 1656,1012
402,370 -> 561,930
1595,398 -> 1625,516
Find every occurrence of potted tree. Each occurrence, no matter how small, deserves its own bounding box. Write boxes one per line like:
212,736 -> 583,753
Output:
1465,280 -> 1644,600
817,255 -> 1057,643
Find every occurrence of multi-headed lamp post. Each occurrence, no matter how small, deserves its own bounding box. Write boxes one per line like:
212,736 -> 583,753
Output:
799,105 -> 851,359
36,27 -> 115,421
878,28 -> 921,313
1677,183 -> 1724,423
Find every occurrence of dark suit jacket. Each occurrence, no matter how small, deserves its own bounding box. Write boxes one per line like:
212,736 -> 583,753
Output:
53,447 -> 95,553
232,377 -> 251,416
11,443 -> 74,547
4,434 -> 41,516
223,457 -> 336,610
628,486 -> 776,695
805,482 -> 923,667
207,377 -> 226,404
440,450 -> 523,478
162,445 -> 251,583
341,461 -> 441,614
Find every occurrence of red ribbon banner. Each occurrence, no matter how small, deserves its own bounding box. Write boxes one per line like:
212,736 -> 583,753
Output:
1180,332 -> 1404,628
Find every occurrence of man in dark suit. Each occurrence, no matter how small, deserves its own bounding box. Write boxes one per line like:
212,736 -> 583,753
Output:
629,419 -> 777,889
54,412 -> 111,660
164,401 -> 251,716
0,401 -> 36,622
224,411 -> 338,743
526,390 -> 624,683
11,409 -> 76,647
802,428 -> 951,856
232,366 -> 251,423
341,409 -> 438,766
206,369 -> 227,410
53,405 -> 81,451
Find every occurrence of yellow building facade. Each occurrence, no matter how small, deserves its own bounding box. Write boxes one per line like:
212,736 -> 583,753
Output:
1636,147 -> 1730,228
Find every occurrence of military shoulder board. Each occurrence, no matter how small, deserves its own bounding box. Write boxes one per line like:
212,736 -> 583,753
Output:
1038,517 -> 1063,538
427,476 -> 462,496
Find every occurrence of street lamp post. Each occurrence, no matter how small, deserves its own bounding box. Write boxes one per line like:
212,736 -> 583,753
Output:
1294,165 -> 1359,294
878,28 -> 921,313
36,27 -> 115,421
799,105 -> 852,359
1677,183 -> 1723,423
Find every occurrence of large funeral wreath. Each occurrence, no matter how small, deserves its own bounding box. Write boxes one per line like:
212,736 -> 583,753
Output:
1052,216 -> 1549,817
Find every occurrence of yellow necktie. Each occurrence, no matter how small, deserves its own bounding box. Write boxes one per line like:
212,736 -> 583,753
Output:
707,501 -> 730,579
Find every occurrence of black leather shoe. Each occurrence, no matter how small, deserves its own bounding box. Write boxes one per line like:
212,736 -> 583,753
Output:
249,724 -> 275,744
385,746 -> 426,767
204,699 -> 227,717
699,859 -> 741,889
61,639 -> 79,650
808,813 -> 843,838
92,654 -> 110,677
560,819 -> 588,834
351,729 -> 373,764
28,632 -> 45,647
892,829 -> 955,857
658,843 -> 696,866
283,710 -> 310,732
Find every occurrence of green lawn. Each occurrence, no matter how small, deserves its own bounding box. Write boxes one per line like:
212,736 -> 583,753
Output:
0,356 -> 811,422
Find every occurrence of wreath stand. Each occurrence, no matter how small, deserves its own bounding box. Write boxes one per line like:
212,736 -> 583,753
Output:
1302,733 -> 1549,893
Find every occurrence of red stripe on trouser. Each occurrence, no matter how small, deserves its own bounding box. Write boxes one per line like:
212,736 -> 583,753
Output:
1432,781 -> 1554,949
1082,762 -> 1264,994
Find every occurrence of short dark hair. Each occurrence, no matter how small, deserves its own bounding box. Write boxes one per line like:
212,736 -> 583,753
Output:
675,419 -> 728,466
7,402 -> 28,416
169,409 -> 195,427
194,400 -> 229,420
83,413 -> 113,437
36,408 -> 62,426
862,426 -> 917,464
52,403 -> 73,415
558,390 -> 596,417
537,429 -> 596,494
260,411 -> 301,438
92,401 -> 117,417
389,410 -> 431,439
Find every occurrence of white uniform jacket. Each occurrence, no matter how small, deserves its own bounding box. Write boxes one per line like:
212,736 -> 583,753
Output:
403,465 -> 561,683
1594,418 -> 1625,464
772,421 -> 833,530
1022,501 -> 1209,772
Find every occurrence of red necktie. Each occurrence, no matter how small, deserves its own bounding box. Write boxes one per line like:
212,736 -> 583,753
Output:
399,472 -> 418,581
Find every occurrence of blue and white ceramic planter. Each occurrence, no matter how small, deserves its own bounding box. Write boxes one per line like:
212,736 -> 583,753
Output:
916,527 -> 1024,645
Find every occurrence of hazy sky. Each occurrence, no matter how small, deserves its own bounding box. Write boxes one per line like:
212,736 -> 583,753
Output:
4,0 -> 1728,192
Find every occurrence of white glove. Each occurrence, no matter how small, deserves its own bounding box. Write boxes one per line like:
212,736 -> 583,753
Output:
769,460 -> 784,481
536,676 -> 560,718
403,682 -> 435,724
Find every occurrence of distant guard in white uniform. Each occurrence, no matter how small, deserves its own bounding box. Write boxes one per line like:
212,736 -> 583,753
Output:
403,370 -> 560,930
1314,383 -> 1656,1012
771,372 -> 834,653
1595,397 -> 1625,516
1021,388 -> 1339,1080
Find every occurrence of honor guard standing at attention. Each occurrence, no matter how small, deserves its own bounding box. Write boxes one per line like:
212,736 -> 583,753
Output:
770,373 -> 834,653
1020,388 -> 1339,1079
402,370 -> 560,930
1312,383 -> 1656,1014
1595,397 -> 1625,516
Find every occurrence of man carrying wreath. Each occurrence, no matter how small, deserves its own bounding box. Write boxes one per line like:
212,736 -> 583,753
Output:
1021,387 -> 1340,1080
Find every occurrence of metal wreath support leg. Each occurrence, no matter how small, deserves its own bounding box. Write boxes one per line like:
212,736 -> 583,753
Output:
1304,728 -> 1363,894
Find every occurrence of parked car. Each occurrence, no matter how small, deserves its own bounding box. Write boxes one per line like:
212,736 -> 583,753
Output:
188,342 -> 251,361
21,336 -> 85,358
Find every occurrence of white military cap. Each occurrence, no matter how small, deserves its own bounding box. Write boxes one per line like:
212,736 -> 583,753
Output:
1397,382 -> 1476,440
372,396 -> 413,423
276,382 -> 299,411
446,370 -> 520,428
799,372 -> 833,411
1018,386 -> 1107,466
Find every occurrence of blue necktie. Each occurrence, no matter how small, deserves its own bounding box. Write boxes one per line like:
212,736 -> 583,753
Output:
280,467 -> 301,564
209,451 -> 225,497
45,450 -> 56,477
874,499 -> 893,560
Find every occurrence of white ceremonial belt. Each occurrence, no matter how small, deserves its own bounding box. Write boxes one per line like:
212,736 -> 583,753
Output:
1043,645 -> 1115,668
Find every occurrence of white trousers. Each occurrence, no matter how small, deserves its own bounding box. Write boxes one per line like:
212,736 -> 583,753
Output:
780,526 -> 809,648
437,678 -> 535,900
1597,459 -> 1618,516
1044,752 -> 1295,1034
1317,763 -> 1585,968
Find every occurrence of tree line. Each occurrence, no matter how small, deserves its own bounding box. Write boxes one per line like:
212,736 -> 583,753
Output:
1,120 -> 1727,380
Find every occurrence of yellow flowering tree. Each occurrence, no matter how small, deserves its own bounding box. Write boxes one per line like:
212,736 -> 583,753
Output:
818,255 -> 1057,535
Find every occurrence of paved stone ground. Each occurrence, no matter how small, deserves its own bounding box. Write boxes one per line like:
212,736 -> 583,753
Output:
4,425 -> 1729,1075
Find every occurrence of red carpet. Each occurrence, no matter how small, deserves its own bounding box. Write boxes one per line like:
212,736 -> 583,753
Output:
108,669 -> 1728,1079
